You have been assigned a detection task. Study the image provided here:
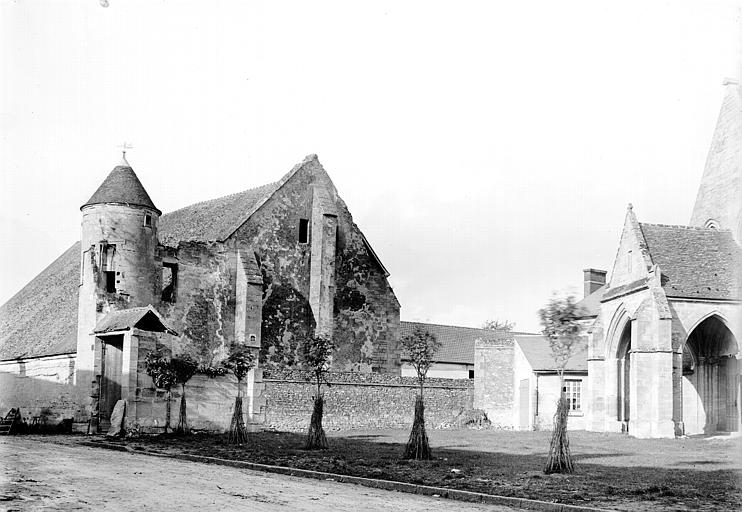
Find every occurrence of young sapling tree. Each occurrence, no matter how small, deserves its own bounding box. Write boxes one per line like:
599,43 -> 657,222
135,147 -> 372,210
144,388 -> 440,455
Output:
223,346 -> 256,444
538,294 -> 583,474
144,349 -> 178,434
297,333 -> 335,450
401,325 -> 441,460
171,354 -> 199,435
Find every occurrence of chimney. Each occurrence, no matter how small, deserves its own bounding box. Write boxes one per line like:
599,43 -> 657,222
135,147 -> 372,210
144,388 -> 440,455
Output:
583,268 -> 607,298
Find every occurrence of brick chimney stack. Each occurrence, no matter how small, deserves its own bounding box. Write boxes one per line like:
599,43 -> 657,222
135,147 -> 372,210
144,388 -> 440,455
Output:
583,268 -> 607,298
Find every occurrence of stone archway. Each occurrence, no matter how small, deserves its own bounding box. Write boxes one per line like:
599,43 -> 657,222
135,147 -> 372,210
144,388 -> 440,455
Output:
682,315 -> 740,435
616,322 -> 631,432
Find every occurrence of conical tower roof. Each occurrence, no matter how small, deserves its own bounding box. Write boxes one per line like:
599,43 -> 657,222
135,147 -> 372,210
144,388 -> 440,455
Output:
81,155 -> 160,214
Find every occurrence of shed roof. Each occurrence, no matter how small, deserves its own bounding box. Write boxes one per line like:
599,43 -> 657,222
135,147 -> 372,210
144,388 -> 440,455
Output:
93,306 -> 177,335
575,285 -> 606,318
639,223 -> 742,300
400,321 -> 535,365
515,335 -> 588,372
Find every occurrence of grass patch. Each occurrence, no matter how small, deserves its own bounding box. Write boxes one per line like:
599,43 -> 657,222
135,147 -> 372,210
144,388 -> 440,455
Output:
103,429 -> 741,511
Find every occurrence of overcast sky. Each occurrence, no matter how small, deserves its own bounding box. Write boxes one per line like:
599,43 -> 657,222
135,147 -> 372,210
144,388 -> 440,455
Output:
1,0 -> 740,332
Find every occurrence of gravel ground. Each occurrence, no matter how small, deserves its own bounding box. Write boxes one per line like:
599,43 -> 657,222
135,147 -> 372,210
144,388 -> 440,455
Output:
0,437 -> 520,512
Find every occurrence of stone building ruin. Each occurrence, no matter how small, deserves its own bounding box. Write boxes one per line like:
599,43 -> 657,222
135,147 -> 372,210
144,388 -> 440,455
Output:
0,154 -> 401,432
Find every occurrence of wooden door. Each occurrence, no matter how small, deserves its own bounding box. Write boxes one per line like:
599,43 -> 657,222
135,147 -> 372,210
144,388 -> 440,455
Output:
100,335 -> 124,425
519,379 -> 530,429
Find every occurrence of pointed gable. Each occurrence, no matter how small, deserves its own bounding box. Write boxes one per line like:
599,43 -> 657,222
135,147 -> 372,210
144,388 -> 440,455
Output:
82,158 -> 160,214
607,205 -> 654,291
690,80 -> 742,241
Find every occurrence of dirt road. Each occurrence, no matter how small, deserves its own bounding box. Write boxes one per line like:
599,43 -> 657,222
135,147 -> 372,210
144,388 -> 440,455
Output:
0,438 -> 518,511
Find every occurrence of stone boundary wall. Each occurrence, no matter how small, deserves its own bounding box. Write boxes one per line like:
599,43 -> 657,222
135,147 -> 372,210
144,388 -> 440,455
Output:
260,369 -> 473,431
0,354 -> 87,425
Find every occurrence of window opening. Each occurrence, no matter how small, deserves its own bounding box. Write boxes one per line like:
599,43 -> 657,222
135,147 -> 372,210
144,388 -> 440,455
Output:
563,379 -> 582,411
144,214 -> 152,228
105,272 -> 116,293
298,218 -> 309,244
468,369 -> 474,379
101,244 -> 116,293
161,263 -> 178,303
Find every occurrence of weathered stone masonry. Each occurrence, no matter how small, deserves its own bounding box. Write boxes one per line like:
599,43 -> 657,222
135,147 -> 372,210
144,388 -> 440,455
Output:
261,369 -> 473,431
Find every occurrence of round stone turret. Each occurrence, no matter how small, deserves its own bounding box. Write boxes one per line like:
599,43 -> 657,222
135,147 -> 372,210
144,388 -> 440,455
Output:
76,156 -> 162,376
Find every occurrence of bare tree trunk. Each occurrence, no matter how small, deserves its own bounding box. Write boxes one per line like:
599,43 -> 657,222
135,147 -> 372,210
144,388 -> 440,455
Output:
544,371 -> 573,474
305,393 -> 328,450
164,390 -> 171,434
404,384 -> 432,460
229,379 -> 248,444
176,383 -> 189,435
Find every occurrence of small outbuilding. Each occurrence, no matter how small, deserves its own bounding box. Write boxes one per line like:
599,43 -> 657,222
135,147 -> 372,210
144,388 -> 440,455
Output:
474,334 -> 588,431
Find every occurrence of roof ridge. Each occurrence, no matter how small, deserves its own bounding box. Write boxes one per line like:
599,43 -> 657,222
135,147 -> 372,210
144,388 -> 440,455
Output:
220,155 -> 317,241
401,320 -> 492,331
640,222 -> 733,233
161,181 -> 278,218
401,320 -> 536,335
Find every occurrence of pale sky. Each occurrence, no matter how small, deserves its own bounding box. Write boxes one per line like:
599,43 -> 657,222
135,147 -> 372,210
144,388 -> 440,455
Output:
1,0 -> 740,332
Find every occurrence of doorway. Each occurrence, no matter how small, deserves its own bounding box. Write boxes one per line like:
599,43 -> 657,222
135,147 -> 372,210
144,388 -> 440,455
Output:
616,323 -> 631,432
682,316 -> 739,434
99,335 -> 124,432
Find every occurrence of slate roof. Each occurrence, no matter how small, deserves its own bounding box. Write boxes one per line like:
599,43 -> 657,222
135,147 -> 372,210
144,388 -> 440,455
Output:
0,243 -> 80,360
639,223 -> 742,300
82,160 -> 160,214
158,155 -> 315,247
516,335 -> 588,372
93,306 -> 177,335
158,182 -> 280,247
575,285 -> 606,317
400,321 -> 535,365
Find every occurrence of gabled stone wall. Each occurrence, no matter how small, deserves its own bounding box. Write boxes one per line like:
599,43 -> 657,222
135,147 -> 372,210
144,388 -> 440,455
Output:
230,158 -> 400,373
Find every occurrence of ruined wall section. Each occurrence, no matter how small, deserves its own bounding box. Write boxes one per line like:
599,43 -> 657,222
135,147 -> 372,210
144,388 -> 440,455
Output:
157,242 -> 236,365
230,159 -> 400,373
333,202 -> 400,373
